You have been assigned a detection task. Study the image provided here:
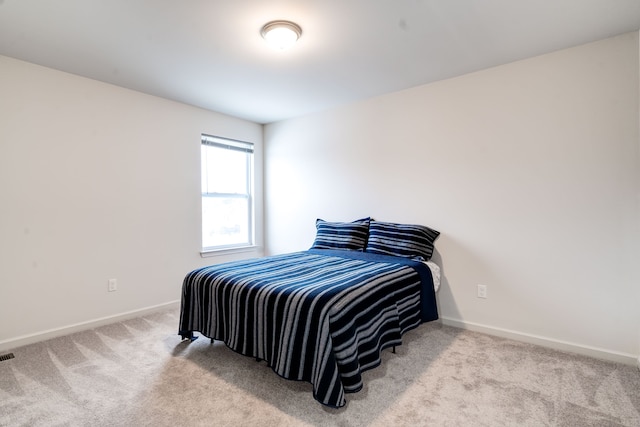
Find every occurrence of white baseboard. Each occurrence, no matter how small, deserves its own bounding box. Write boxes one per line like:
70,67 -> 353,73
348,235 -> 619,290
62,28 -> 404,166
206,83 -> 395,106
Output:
439,316 -> 638,367
0,300 -> 180,353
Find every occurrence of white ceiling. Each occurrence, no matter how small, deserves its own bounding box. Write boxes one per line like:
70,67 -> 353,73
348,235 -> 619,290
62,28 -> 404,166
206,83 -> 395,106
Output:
1,0 -> 639,124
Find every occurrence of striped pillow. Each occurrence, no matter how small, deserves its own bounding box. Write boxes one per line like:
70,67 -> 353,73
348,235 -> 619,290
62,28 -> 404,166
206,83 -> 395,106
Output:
310,218 -> 370,251
365,221 -> 440,260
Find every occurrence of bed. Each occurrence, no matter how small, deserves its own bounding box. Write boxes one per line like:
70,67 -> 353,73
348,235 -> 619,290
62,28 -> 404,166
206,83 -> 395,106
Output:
179,219 -> 440,407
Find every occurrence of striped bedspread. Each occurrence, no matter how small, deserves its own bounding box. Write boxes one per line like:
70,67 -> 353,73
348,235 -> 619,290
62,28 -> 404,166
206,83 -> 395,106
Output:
178,249 -> 438,407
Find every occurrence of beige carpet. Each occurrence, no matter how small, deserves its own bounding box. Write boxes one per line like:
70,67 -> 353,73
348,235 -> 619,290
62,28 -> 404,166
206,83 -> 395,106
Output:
1,306 -> 639,426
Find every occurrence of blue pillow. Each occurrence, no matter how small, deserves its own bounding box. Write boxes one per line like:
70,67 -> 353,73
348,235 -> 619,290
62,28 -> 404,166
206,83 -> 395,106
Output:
365,221 -> 439,260
310,218 -> 370,251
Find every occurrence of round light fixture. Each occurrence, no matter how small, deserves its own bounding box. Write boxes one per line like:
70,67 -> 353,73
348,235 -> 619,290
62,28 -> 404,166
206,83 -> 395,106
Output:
261,20 -> 302,50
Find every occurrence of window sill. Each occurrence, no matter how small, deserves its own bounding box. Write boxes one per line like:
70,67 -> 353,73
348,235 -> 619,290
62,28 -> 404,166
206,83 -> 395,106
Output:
200,245 -> 262,258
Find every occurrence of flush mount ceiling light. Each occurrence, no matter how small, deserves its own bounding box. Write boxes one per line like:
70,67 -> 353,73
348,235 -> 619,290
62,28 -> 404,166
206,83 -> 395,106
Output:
261,20 -> 302,50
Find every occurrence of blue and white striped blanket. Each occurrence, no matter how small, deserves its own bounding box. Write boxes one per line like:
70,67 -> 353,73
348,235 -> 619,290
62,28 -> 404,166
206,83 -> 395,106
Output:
179,249 -> 438,407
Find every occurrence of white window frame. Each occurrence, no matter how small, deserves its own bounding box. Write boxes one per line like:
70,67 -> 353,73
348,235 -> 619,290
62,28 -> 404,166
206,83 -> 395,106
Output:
200,134 -> 254,253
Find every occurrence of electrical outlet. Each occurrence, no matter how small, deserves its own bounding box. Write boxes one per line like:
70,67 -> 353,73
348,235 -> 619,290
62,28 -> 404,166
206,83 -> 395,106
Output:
477,284 -> 487,299
108,279 -> 118,292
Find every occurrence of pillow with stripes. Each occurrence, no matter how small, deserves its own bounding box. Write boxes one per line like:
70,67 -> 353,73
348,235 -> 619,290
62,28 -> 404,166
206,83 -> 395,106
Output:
365,221 -> 440,260
310,217 -> 370,251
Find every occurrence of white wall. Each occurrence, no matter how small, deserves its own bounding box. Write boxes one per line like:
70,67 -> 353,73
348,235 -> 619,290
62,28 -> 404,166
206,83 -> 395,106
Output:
264,33 -> 640,362
0,55 -> 263,350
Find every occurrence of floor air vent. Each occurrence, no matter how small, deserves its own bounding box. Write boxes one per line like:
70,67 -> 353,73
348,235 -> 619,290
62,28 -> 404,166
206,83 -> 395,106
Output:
0,353 -> 15,362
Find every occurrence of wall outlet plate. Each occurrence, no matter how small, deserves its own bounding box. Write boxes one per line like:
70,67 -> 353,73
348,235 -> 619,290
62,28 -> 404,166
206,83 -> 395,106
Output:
477,284 -> 487,298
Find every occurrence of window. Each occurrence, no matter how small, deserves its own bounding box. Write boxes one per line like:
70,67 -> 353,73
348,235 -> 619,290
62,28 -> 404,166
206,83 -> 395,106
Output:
201,134 -> 254,251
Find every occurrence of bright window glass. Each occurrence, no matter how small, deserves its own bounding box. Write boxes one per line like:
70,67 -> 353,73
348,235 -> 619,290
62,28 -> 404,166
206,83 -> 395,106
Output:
201,135 -> 253,250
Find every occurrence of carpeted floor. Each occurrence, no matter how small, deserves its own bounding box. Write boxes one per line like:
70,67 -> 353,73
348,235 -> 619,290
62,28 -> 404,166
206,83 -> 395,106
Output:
1,306 -> 639,426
